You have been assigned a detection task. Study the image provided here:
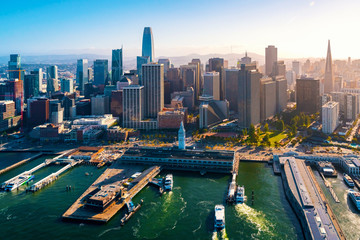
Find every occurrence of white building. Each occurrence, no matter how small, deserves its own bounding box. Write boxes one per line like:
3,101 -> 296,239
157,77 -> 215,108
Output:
178,121 -> 185,150
322,101 -> 339,134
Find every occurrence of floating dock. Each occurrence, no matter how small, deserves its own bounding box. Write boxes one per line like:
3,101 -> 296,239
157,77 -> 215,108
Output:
62,161 -> 161,223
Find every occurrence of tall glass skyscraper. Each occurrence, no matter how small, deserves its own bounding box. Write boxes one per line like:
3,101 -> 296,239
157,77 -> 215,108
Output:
8,54 -> 22,80
136,56 -> 150,85
112,48 -> 123,85
77,59 -> 88,94
142,27 -> 154,62
93,59 -> 109,86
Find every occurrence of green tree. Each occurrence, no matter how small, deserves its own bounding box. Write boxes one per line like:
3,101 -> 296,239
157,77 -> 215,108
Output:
277,120 -> 285,131
248,124 -> 259,144
262,133 -> 271,147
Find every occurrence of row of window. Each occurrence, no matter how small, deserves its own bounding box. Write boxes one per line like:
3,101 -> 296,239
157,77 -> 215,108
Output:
122,156 -> 232,165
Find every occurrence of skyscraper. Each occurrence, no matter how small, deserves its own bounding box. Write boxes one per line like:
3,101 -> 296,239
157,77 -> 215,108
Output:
136,56 -> 150,85
238,64 -> 262,128
142,63 -> 164,118
324,40 -> 334,94
77,59 -> 88,94
24,68 -> 42,100
296,77 -> 320,114
47,65 -> 58,80
292,61 -> 300,77
93,59 -> 109,86
142,27 -> 154,62
60,79 -> 74,94
112,49 -> 123,85
208,58 -> 225,100
8,54 -> 21,80
158,59 -> 171,75
265,45 -> 278,76
203,72 -> 220,100
122,85 -> 145,129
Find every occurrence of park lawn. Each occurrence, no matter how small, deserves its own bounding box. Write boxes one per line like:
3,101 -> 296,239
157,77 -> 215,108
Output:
259,131 -> 287,147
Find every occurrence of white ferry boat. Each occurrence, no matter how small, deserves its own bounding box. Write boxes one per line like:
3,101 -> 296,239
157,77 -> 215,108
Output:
214,205 -> 225,230
4,174 -> 34,191
235,185 -> 246,204
164,174 -> 173,191
344,174 -> 355,188
349,190 -> 360,210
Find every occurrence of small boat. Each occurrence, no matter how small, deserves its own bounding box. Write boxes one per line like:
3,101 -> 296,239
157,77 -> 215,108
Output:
349,189 -> 360,210
235,185 -> 247,204
344,174 -> 354,188
3,174 -> 34,191
164,174 -> 173,191
214,205 -> 225,230
85,172 -> 89,176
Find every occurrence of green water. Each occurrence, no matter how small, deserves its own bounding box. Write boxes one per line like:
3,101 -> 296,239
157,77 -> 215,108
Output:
313,169 -> 360,240
0,152 -> 35,169
0,153 -> 303,240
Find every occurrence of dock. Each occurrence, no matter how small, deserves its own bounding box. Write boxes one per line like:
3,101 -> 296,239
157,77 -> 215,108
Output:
62,161 -> 161,223
28,160 -> 81,192
318,171 -> 340,203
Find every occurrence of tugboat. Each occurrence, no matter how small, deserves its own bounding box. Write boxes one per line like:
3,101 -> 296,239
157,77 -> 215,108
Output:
344,174 -> 355,188
235,185 -> 247,204
164,174 -> 173,191
214,205 -> 225,230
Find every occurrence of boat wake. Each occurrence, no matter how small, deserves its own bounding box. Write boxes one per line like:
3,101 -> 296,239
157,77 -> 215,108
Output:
234,204 -> 274,237
211,229 -> 229,240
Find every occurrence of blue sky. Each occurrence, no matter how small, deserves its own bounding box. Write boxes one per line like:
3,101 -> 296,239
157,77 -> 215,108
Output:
1,0 -> 360,59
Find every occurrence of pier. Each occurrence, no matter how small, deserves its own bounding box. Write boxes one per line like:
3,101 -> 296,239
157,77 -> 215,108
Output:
318,171 -> 340,203
62,160 -> 161,223
28,160 -> 81,192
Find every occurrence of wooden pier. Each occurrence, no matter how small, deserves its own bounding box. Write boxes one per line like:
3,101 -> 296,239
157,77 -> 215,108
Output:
62,162 -> 161,223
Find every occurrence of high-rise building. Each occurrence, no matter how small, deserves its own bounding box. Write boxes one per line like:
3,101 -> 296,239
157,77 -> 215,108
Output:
324,40 -> 334,94
142,63 -> 164,118
203,72 -> 220,100
292,61 -> 300,77
91,95 -> 110,115
199,97 -> 229,129
49,100 -> 64,124
142,27 -> 154,62
93,59 -> 109,86
296,78 -> 320,114
322,101 -> 339,134
136,56 -> 150,84
8,54 -> 21,80
110,90 -> 123,118
208,58 -> 225,100
238,65 -> 262,128
47,77 -> 59,94
60,79 -> 74,94
88,67 -> 93,82
238,52 -> 252,67
122,85 -> 157,129
112,49 -> 123,85
286,70 -> 296,90
24,68 -> 42,100
47,65 -> 58,80
0,79 -> 24,115
116,76 -> 132,91
225,69 -> 239,113
77,59 -> 89,94
274,61 -> 286,77
158,59 -> 171,75
275,76 -> 287,113
29,98 -> 49,127
265,45 -> 278,76
260,77 -> 276,122
167,68 -> 183,93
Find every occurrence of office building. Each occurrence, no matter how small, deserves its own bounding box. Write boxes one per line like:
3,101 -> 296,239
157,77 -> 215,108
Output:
225,69 -> 239,113
171,87 -> 195,110
322,101 -> 339,134
0,79 -> 24,115
324,40 -> 334,93
208,58 -> 225,100
88,67 -> 93,82
77,59 -> 89,94
94,59 -> 109,86
8,54 -> 23,80
24,68 -> 42,100
238,65 -> 262,128
60,79 -> 73,94
260,77 -> 276,122
199,98 -> 229,129
292,61 -> 300,77
238,52 -> 252,66
76,99 -> 91,116
265,45 -> 277,76
91,95 -> 110,115
116,76 -> 132,90
296,78 -> 320,114
203,72 -> 220,100
167,68 -> 183,93
142,27 -> 154,62
29,98 -> 49,127
158,59 -> 171,75
49,100 -> 64,124
274,60 -> 286,77
0,100 -> 20,131
136,56 -> 150,84
142,63 -> 164,118
47,65 -> 58,81
158,110 -> 186,129
112,49 -> 123,85
110,90 -> 123,118
286,70 -> 296,90
47,77 -> 59,94
275,76 -> 287,113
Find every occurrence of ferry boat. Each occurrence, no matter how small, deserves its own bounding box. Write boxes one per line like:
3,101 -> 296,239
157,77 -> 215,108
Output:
214,205 -> 225,230
235,185 -> 246,204
4,174 -> 34,191
164,174 -> 173,191
344,174 -> 355,188
348,190 -> 360,210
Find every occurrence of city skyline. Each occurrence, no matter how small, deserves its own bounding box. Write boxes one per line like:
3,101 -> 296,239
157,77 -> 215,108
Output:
1,0 -> 360,59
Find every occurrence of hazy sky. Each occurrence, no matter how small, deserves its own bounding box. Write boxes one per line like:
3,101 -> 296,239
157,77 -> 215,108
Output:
2,0 -> 360,59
